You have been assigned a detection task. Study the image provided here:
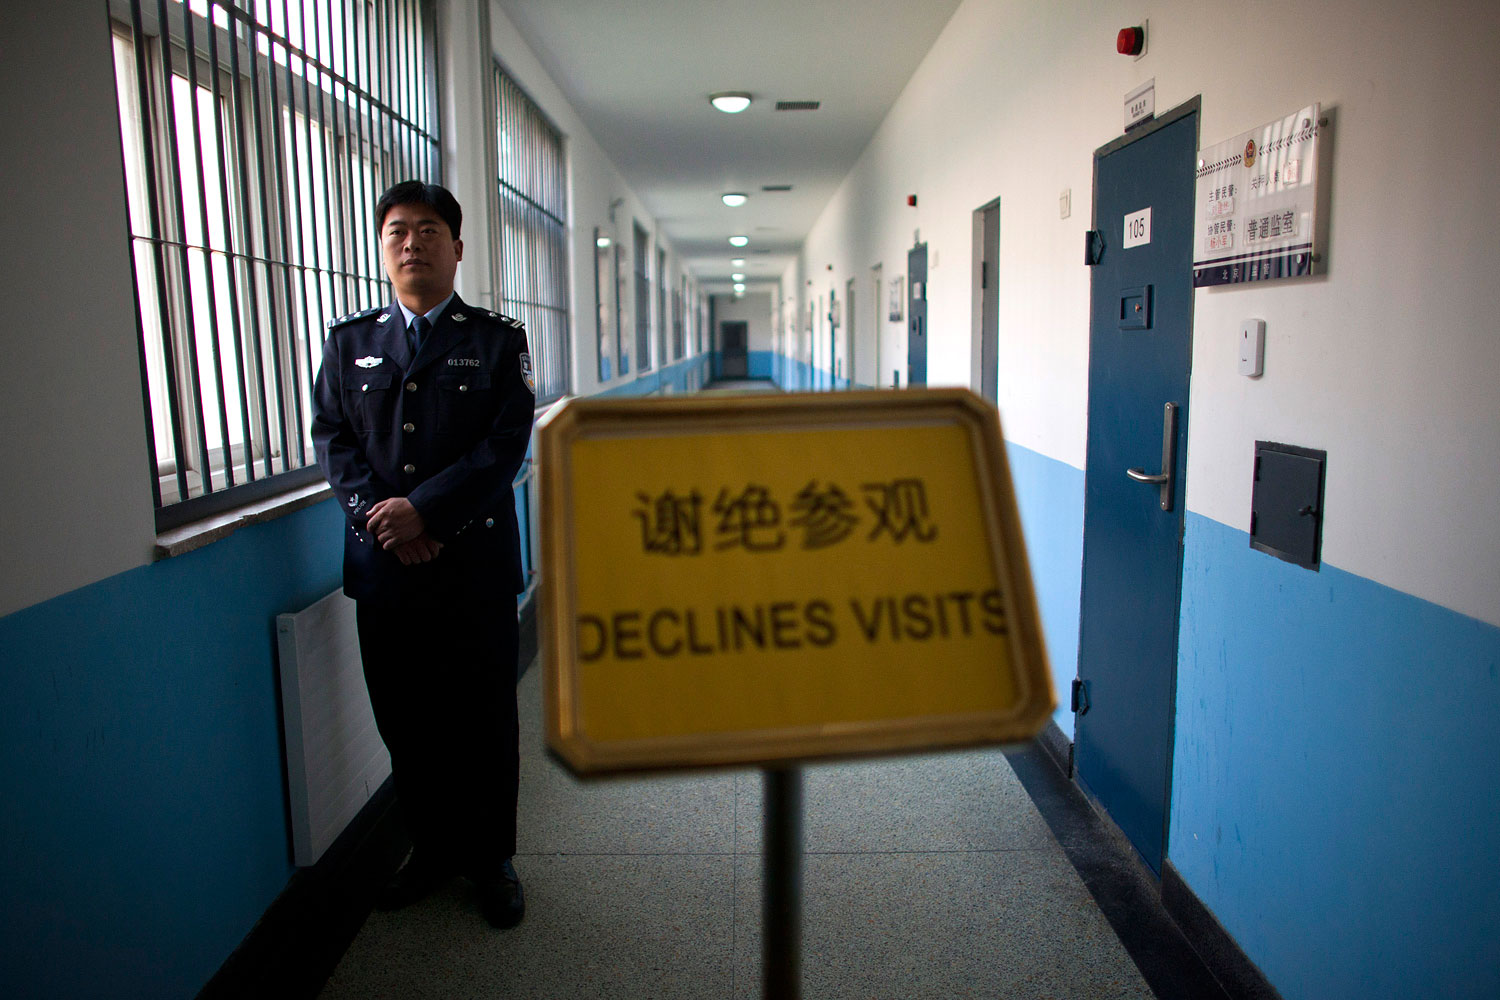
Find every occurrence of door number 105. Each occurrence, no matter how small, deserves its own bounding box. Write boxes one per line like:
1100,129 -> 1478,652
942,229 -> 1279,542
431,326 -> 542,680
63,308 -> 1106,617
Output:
1123,207 -> 1152,249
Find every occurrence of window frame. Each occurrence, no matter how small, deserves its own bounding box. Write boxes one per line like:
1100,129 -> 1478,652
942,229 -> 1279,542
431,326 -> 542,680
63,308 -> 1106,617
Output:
111,0 -> 440,531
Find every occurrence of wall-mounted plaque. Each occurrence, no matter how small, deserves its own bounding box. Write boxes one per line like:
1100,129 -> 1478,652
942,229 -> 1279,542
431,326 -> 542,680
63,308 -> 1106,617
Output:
1194,104 -> 1323,287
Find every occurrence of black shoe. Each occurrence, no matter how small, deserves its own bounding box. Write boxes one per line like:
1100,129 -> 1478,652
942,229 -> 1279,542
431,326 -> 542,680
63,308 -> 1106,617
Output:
376,852 -> 451,910
473,858 -> 525,929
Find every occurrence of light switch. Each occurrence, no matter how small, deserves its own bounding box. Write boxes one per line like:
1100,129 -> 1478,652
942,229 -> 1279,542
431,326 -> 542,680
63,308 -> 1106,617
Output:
1238,319 -> 1265,377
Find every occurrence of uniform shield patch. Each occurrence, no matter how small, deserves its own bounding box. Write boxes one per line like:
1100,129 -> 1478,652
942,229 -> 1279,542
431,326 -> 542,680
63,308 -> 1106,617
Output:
520,352 -> 536,394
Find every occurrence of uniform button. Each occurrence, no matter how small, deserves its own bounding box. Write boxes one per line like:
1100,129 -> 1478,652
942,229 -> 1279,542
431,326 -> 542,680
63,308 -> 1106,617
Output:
405,381 -> 417,392
485,518 -> 495,528
402,422 -> 415,432
403,463 -> 416,474
361,383 -> 369,392
458,384 -> 469,392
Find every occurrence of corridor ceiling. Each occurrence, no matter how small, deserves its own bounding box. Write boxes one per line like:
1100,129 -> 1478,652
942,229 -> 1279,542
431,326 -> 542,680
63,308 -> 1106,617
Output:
492,0 -> 965,293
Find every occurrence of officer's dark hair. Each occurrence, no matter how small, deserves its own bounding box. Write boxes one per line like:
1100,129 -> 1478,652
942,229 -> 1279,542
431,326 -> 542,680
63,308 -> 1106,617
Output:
375,180 -> 462,241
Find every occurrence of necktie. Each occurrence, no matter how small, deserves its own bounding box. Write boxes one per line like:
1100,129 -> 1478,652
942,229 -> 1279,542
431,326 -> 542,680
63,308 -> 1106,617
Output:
408,315 -> 431,357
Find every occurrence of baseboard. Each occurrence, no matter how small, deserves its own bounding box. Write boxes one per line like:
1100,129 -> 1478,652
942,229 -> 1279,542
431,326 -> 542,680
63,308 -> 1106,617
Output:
1162,860 -> 1286,1000
196,776 -> 407,1000
1036,717 -> 1073,777
1014,723 -> 1284,1000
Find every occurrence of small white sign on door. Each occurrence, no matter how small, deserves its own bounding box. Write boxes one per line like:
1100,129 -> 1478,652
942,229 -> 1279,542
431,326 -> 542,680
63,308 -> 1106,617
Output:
1123,207 -> 1152,249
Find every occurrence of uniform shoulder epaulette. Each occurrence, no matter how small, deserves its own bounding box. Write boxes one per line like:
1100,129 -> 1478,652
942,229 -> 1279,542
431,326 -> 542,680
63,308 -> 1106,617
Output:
475,309 -> 525,331
326,305 -> 383,330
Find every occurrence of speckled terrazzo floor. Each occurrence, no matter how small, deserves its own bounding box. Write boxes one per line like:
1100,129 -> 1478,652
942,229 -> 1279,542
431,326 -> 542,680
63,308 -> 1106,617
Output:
317,662 -> 1155,1000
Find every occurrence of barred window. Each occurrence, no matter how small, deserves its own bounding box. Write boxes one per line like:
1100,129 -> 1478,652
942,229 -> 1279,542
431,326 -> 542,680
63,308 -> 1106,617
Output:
494,67 -> 569,404
111,0 -> 438,529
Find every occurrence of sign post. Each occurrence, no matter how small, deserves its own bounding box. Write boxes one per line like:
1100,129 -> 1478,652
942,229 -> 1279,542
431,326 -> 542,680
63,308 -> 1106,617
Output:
537,388 -> 1055,992
763,767 -> 802,1000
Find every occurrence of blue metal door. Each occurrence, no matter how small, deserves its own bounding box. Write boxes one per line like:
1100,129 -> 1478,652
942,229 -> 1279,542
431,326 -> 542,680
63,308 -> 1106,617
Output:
907,243 -> 928,386
1075,103 -> 1198,874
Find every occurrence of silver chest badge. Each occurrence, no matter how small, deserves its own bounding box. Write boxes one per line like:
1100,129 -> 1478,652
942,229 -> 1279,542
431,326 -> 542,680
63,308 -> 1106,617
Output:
355,356 -> 383,368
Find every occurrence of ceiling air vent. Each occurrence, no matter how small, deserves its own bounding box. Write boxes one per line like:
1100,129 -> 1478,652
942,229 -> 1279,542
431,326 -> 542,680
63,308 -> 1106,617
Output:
761,184 -> 793,192
774,101 -> 820,111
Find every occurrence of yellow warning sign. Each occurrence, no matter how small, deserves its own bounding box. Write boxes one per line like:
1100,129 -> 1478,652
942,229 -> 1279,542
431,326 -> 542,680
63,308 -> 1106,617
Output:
539,389 -> 1054,774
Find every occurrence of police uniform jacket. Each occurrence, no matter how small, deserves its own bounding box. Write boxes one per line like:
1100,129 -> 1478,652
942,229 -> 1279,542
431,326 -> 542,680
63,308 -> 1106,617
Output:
311,296 -> 535,607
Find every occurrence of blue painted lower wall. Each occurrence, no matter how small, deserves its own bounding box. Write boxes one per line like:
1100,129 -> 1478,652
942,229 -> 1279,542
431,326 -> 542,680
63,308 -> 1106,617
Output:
0,501 -> 344,1000
763,350 -> 851,391
1004,443 -> 1085,738
1170,512 -> 1500,1000
598,354 -> 713,397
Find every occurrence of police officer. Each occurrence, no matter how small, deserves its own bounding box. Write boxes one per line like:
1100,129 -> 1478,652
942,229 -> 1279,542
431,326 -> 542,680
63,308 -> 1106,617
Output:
311,181 -> 535,928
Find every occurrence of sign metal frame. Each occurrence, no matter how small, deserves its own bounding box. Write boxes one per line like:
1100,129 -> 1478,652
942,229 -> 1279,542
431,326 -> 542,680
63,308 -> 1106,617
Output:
539,388 -> 1055,775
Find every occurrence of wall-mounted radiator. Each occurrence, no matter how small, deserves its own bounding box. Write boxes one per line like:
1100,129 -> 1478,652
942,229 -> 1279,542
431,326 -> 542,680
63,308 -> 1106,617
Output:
276,589 -> 391,867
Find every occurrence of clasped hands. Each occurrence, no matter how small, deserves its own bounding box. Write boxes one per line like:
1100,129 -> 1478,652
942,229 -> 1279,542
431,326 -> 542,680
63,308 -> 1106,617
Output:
366,497 -> 442,565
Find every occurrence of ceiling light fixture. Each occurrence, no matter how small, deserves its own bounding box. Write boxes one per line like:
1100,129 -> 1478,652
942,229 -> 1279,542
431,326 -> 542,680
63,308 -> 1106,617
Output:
721,192 -> 748,207
729,235 -> 749,247
732,273 -> 746,281
709,91 -> 752,114
595,236 -> 611,248
730,258 -> 745,266
734,283 -> 746,293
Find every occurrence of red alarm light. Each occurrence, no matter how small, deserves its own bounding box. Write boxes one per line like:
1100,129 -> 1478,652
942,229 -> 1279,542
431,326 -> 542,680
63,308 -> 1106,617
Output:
1117,26 -> 1144,55
907,194 -> 917,207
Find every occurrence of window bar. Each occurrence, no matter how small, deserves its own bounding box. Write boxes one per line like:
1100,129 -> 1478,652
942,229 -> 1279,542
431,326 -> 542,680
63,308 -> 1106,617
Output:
401,0 -> 416,177
423,0 -> 440,178
263,14 -> 302,474
276,0 -> 313,467
244,10 -> 292,478
351,7 -> 376,305
203,0 -> 256,485
154,0 -> 216,496
226,7 -> 274,481
334,0 -> 360,317
128,0 -> 190,502
301,0 -> 334,340
290,0 -> 327,427
121,12 -> 163,510
312,0 -> 344,327
377,0 -> 393,189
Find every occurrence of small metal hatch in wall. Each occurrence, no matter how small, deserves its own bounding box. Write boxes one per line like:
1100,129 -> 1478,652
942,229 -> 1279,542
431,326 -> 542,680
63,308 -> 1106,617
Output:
1250,441 -> 1327,569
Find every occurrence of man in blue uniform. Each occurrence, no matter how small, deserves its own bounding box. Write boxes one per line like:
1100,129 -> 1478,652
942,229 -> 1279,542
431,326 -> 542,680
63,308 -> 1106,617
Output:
312,181 -> 535,929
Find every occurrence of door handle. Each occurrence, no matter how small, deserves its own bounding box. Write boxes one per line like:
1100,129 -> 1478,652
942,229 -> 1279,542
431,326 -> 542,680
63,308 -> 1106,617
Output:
1125,402 -> 1178,511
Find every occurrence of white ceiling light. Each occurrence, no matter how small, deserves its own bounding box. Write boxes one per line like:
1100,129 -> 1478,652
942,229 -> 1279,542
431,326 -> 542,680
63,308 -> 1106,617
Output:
730,257 -> 746,266
734,283 -> 746,293
729,235 -> 749,247
709,92 -> 751,114
721,192 -> 748,207
595,236 -> 611,248
732,273 -> 746,281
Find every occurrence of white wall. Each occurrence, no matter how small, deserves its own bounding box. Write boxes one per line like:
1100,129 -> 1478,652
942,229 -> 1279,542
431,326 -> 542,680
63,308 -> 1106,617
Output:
712,292 -> 775,354
485,0 -> 703,399
0,2 -> 157,618
794,0 -> 1500,628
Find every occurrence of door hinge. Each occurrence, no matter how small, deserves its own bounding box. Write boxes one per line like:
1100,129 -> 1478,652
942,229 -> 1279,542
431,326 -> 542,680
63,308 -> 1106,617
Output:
1084,230 -> 1104,266
1071,678 -> 1091,715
